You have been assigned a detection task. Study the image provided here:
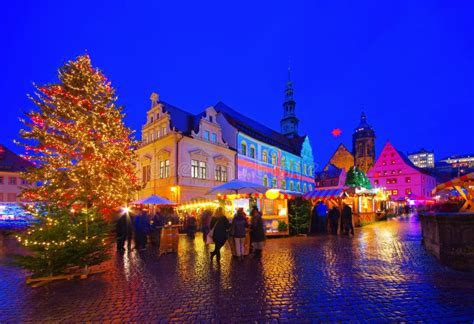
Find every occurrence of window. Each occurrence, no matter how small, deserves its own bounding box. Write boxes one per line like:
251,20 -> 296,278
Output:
297,182 -> 301,192
303,183 -> 307,193
7,193 -> 17,202
21,179 -> 28,185
0,176 -> 3,184
0,193 -> 3,201
271,153 -> 277,165
215,165 -> 227,182
142,166 -> 151,183
8,177 -> 17,185
241,142 -> 247,156
290,181 -> 294,191
383,171 -> 387,175
382,161 -> 387,166
249,145 -> 256,159
374,180 -> 379,185
191,160 -> 199,178
262,150 -> 268,163
150,116 -> 154,123
405,188 -> 412,195
160,160 -> 170,178
295,162 -> 300,173
392,189 -> 398,195
391,160 -> 396,165
391,170 -> 395,175
281,179 -> 286,189
308,185 -> 313,191
209,116 -> 213,123
211,133 -> 217,143
203,131 -> 210,141
156,128 -> 161,138
303,164 -> 307,175
199,161 -> 207,179
289,160 -> 294,171
162,127 -> 167,136
405,177 -> 411,183
308,166 -> 313,176
192,160 -> 206,179
272,178 -> 277,188
263,176 -> 268,187
281,156 -> 286,168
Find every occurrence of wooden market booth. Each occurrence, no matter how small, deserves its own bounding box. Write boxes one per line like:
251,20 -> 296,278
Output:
432,172 -> 474,212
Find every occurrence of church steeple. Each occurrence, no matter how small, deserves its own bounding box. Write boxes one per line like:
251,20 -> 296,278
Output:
280,66 -> 299,138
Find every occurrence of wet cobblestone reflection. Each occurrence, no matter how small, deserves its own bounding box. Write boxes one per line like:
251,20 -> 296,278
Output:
1,215 -> 474,322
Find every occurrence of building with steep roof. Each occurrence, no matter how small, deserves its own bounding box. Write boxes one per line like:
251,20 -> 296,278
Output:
0,144 -> 33,202
367,142 -> 436,199
324,144 -> 354,172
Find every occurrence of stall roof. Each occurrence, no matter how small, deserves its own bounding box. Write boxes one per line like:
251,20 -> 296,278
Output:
303,188 -> 347,200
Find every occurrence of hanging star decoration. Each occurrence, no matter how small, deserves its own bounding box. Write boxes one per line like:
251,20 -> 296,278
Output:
331,128 -> 342,137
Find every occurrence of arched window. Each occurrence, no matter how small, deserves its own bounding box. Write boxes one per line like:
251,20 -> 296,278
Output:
272,178 -> 277,188
281,156 -> 286,169
262,150 -> 268,163
241,141 -> 247,156
281,179 -> 286,189
308,166 -> 313,176
290,181 -> 294,191
297,182 -> 301,192
303,164 -> 307,175
271,153 -> 277,165
303,183 -> 307,193
289,160 -> 294,171
263,175 -> 269,187
308,184 -> 313,192
249,145 -> 256,159
295,162 -> 300,173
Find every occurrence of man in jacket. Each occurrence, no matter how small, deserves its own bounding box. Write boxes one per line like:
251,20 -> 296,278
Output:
342,204 -> 354,236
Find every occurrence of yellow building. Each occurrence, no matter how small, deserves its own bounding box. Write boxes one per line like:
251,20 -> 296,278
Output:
136,93 -> 236,203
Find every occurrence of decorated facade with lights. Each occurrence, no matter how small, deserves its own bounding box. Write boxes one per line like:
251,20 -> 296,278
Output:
367,142 -> 436,199
215,71 -> 315,193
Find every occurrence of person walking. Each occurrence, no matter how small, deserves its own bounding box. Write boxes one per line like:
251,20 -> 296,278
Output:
210,207 -> 230,262
328,206 -> 340,235
316,201 -> 329,234
200,210 -> 212,243
187,212 -> 197,239
342,204 -> 354,236
250,206 -> 265,257
232,208 -> 249,261
310,202 -> 319,235
116,212 -> 133,252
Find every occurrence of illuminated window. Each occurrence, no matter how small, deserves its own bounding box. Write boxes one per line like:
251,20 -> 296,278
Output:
8,177 -> 17,185
262,150 -> 268,163
405,188 -> 412,195
374,180 -> 379,185
162,127 -> 167,136
281,179 -> 286,189
295,162 -> 300,173
289,160 -> 294,171
211,133 -> 217,143
281,156 -> 286,168
303,164 -> 307,175
272,178 -> 277,188
142,165 -> 151,183
156,128 -> 161,138
405,177 -> 411,183
204,131 -> 210,141
308,166 -> 313,176
392,189 -> 398,195
309,184 -> 313,191
297,182 -> 301,192
290,181 -> 294,191
241,142 -> 247,156
263,175 -> 269,187
391,160 -> 396,165
382,161 -> 387,166
303,183 -> 307,192
271,153 -> 277,165
215,165 -> 227,182
249,145 -> 256,159
192,160 -> 206,179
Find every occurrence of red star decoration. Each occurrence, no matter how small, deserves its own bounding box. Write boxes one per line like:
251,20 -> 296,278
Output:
331,128 -> 342,137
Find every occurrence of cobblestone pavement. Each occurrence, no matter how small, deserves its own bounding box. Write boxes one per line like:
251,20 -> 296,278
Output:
2,215 -> 474,323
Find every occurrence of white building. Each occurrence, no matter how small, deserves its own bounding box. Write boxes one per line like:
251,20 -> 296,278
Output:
408,149 -> 435,169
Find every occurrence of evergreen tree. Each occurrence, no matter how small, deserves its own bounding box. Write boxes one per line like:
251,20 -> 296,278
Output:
345,166 -> 372,189
15,54 -> 137,278
288,198 -> 311,235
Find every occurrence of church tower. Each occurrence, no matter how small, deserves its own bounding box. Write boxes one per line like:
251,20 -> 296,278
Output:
352,112 -> 376,173
280,67 -> 299,138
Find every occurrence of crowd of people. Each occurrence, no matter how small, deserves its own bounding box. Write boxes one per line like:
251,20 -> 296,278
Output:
309,201 -> 354,236
115,205 -> 267,262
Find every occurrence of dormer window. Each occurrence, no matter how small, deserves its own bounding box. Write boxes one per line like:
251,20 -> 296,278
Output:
204,130 -> 210,141
211,133 -> 217,143
209,116 -> 213,123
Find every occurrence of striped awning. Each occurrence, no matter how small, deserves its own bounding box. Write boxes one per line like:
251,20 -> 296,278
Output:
303,188 -> 346,200
432,172 -> 474,194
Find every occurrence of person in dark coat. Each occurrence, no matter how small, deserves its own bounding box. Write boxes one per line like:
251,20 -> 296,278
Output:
250,206 -> 266,256
116,212 -> 133,251
328,206 -> 340,235
200,210 -> 212,243
186,213 -> 197,239
152,209 -> 165,248
134,210 -> 150,251
316,201 -> 329,234
342,204 -> 354,236
232,208 -> 249,261
210,207 -> 230,262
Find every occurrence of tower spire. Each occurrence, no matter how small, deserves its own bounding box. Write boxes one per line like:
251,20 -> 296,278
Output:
280,66 -> 299,138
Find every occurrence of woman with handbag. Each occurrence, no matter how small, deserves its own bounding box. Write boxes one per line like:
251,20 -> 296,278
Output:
209,207 -> 230,262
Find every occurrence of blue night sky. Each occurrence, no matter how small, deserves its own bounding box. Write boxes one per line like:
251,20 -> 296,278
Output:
2,1 -> 474,170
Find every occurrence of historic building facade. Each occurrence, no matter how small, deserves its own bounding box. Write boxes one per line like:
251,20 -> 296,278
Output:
352,112 -> 376,173
215,73 -> 315,193
408,148 -> 435,169
0,144 -> 32,202
367,142 -> 436,199
136,94 -> 236,203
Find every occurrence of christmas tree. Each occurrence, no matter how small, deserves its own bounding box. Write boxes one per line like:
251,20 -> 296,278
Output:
15,54 -> 138,279
345,166 -> 372,189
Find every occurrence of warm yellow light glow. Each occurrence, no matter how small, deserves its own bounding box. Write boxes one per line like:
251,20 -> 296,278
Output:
122,206 -> 131,214
170,186 -> 178,193
265,189 -> 280,200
